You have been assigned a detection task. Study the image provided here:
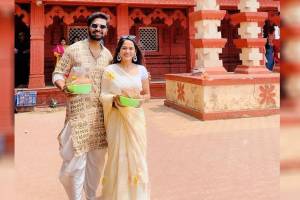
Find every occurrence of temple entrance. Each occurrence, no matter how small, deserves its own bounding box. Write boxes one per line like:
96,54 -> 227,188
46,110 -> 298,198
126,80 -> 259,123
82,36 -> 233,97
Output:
15,4 -> 30,88
129,8 -> 189,81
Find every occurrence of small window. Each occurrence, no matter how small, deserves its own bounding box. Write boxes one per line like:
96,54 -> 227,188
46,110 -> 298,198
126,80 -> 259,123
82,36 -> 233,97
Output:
139,27 -> 158,51
68,26 -> 88,44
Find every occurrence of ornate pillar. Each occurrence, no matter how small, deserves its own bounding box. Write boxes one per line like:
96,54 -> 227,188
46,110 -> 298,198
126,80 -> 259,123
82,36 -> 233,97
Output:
231,0 -> 269,74
28,2 -> 45,88
189,0 -> 227,74
186,7 -> 196,72
116,4 -> 129,39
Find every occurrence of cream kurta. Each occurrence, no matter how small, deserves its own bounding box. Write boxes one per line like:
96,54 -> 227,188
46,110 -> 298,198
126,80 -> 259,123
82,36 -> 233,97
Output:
53,39 -> 112,156
100,64 -> 150,200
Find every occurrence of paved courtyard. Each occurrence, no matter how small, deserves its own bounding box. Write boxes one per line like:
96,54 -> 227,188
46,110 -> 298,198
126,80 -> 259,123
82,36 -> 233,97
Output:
14,99 -> 280,200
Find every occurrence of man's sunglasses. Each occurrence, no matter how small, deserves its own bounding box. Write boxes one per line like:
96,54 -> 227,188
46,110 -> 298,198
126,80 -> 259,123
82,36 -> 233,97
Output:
120,35 -> 136,40
90,24 -> 107,29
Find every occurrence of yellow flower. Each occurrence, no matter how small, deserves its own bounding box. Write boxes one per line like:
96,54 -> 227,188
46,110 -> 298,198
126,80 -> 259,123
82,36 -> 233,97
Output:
102,177 -> 106,184
105,71 -> 115,80
133,176 -> 139,185
71,75 -> 77,81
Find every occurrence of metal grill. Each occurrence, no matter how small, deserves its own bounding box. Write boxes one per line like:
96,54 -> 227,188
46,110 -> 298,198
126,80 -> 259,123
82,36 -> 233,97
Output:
139,27 -> 158,51
68,26 -> 88,44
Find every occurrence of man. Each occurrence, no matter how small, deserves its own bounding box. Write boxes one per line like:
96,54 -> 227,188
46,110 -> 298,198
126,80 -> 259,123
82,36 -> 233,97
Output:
15,31 -> 30,87
52,12 -> 112,200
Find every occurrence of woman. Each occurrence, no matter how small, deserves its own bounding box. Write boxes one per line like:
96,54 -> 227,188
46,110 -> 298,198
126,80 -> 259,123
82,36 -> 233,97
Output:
53,37 -> 68,64
100,35 -> 150,200
265,27 -> 279,71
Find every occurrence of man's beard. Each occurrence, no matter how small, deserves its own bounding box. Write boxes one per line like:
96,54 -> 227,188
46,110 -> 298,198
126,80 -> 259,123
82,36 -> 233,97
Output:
88,30 -> 103,41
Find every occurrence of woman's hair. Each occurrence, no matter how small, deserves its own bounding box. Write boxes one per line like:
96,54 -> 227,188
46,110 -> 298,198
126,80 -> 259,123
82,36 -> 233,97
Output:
263,20 -> 275,38
112,36 -> 144,65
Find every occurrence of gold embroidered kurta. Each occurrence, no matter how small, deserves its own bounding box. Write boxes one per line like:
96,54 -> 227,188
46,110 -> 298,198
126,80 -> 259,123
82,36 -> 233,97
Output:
53,39 -> 112,156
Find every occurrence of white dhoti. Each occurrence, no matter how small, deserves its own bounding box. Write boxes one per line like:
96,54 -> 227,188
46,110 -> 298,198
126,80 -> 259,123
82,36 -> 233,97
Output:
58,123 -> 107,200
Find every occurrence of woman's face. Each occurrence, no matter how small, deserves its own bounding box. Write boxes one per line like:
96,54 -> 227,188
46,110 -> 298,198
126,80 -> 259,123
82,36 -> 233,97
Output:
61,39 -> 66,45
268,33 -> 274,41
119,40 -> 136,62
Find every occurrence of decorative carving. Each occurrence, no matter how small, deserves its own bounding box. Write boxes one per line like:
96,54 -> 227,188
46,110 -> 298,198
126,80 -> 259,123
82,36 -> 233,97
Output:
45,6 -> 116,27
15,4 -> 30,26
45,6 -> 68,27
171,10 -> 187,28
148,9 -> 171,25
259,84 -> 276,105
100,7 -> 116,28
177,82 -> 185,102
68,6 -> 91,24
130,8 -> 187,28
129,9 -> 149,27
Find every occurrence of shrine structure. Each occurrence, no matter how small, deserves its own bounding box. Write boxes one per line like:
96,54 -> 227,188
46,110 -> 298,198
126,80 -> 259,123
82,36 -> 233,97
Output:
164,0 -> 280,120
14,0 -> 279,107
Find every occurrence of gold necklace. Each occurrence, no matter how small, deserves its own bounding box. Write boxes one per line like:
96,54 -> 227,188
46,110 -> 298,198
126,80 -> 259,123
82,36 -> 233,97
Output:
88,44 -> 101,59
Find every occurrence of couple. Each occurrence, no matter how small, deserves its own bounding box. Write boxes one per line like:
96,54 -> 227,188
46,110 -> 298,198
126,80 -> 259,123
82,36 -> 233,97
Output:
52,12 -> 150,200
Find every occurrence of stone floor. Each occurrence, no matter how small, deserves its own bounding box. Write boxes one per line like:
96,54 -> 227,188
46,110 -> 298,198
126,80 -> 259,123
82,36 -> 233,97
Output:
2,99 -> 282,199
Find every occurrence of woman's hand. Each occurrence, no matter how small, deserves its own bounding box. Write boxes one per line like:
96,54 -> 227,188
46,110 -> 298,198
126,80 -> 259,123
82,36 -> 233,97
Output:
113,94 -> 144,108
121,88 -> 141,99
54,52 -> 61,57
113,95 -> 125,107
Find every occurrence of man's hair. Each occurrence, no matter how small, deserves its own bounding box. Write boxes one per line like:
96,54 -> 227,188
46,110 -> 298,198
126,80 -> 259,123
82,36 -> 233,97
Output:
87,12 -> 109,26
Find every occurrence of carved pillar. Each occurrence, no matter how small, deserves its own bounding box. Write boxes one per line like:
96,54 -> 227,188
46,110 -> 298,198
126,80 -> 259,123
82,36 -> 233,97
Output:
231,0 -> 269,74
116,4 -> 129,39
28,2 -> 45,88
186,7 -> 196,72
189,0 -> 227,74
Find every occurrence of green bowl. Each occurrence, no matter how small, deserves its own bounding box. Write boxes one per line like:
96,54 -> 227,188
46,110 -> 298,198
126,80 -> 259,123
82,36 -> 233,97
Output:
119,96 -> 139,107
67,83 -> 92,94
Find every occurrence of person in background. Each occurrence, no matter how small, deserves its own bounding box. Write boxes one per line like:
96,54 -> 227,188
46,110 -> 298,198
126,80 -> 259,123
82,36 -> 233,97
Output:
53,37 -> 68,64
265,26 -> 279,71
73,36 -> 80,44
15,31 -> 30,87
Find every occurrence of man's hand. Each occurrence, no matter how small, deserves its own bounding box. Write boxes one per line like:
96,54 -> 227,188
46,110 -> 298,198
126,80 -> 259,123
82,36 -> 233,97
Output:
54,80 -> 74,96
121,88 -> 141,99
